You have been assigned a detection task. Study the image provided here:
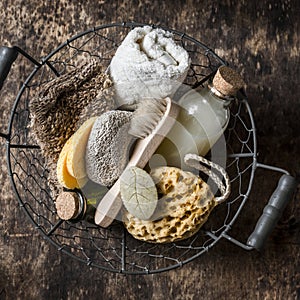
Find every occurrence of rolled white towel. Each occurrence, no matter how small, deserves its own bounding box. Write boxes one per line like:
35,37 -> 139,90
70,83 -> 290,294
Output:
109,26 -> 191,106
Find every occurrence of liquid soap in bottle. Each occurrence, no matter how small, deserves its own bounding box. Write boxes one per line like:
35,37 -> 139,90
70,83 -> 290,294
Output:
151,65 -> 245,168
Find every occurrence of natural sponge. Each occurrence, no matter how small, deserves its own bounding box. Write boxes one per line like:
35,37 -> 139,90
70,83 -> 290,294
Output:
85,110 -> 134,186
124,166 -> 216,243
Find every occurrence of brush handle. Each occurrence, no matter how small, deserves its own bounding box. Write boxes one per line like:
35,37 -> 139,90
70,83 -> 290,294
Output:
94,98 -> 179,227
94,178 -> 122,227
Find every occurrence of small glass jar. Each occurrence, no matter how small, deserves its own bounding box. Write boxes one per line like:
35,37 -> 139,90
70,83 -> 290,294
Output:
55,181 -> 108,223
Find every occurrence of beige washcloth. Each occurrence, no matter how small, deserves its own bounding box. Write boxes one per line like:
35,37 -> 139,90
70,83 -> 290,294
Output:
30,58 -> 115,196
30,58 -> 115,165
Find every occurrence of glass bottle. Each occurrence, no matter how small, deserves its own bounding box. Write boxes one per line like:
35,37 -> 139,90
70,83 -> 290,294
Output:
149,66 -> 245,169
55,181 -> 108,223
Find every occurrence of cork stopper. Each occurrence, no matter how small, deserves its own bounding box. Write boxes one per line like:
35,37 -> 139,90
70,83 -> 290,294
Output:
212,66 -> 245,96
55,191 -> 80,220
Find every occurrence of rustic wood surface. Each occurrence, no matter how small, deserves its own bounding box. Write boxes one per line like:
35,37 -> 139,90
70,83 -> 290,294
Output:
0,0 -> 299,299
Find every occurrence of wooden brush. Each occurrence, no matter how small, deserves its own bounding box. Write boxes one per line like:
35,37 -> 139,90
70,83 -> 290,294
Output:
94,97 -> 179,227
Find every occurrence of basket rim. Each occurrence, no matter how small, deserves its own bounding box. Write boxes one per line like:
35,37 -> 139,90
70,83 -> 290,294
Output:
4,22 -> 257,275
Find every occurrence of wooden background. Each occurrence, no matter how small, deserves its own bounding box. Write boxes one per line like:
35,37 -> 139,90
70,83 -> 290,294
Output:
0,0 -> 299,299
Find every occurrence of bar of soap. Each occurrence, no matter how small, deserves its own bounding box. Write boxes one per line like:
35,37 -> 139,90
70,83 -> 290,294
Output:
66,117 -> 98,179
120,166 -> 158,220
56,134 -> 88,189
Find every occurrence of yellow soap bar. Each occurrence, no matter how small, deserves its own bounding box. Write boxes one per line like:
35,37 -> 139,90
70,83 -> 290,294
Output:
56,135 -> 83,189
57,117 -> 97,189
66,117 -> 98,179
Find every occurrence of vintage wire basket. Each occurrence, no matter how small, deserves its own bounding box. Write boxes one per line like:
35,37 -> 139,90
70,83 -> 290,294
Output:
0,22 -> 297,274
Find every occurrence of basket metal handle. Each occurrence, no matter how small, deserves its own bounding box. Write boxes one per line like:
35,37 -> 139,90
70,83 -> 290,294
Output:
0,45 -> 44,92
219,167 -> 298,251
0,46 -> 18,90
0,46 -> 19,140
0,46 -> 45,140
246,174 -> 298,250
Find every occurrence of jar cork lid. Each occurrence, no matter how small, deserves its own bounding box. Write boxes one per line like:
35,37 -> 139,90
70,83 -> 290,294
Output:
212,66 -> 245,96
55,191 -> 80,220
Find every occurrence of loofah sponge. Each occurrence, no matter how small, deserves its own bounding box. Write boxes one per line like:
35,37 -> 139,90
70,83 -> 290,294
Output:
123,166 -> 216,243
85,110 -> 134,187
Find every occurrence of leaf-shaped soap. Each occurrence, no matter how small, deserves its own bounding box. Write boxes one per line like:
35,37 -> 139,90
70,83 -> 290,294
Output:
120,166 -> 158,220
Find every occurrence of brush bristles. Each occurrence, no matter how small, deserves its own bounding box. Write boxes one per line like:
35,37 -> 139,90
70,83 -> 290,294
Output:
129,99 -> 168,139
